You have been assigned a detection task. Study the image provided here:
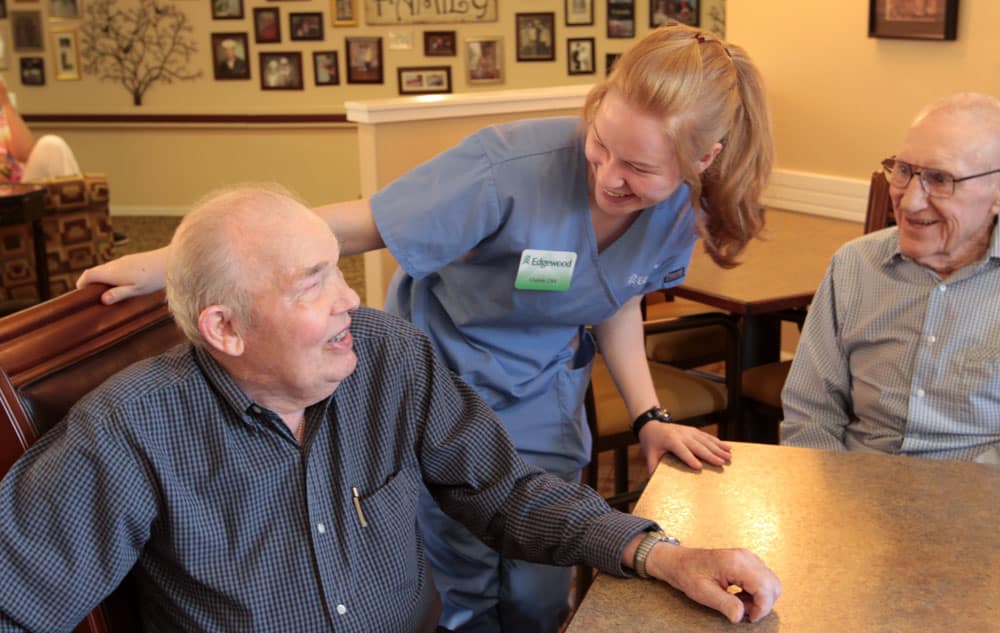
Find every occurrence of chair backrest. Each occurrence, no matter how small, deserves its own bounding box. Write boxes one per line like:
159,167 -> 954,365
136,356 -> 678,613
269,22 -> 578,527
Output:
864,170 -> 895,235
0,284 -> 184,633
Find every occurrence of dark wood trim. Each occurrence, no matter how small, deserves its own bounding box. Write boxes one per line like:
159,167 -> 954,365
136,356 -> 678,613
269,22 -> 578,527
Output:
23,113 -> 350,125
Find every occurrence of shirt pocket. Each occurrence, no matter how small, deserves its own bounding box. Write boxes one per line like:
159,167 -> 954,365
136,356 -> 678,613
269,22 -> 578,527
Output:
355,468 -> 422,592
959,346 -> 1000,424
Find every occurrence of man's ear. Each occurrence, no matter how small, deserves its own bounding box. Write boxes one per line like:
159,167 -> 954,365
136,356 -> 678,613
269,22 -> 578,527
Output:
695,142 -> 723,175
198,305 -> 245,357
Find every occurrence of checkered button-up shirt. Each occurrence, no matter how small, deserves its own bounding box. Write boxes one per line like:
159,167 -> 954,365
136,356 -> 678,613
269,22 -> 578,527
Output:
0,307 -> 653,632
782,223 -> 1000,463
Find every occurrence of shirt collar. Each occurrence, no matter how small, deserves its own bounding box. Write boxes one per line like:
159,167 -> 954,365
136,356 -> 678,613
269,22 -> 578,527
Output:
191,344 -> 336,431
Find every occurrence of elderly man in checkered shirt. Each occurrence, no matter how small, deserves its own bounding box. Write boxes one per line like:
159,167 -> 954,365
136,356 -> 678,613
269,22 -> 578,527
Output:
0,185 -> 780,633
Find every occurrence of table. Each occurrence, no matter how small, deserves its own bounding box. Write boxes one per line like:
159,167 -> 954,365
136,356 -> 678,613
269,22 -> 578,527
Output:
0,184 -> 49,303
674,210 -> 861,367
566,442 -> 1000,633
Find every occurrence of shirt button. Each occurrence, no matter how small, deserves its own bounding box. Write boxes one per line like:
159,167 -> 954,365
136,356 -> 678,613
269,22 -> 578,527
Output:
316,523 -> 326,534
916,388 -> 926,398
926,335 -> 936,344
251,405 -> 262,414
938,285 -> 947,292
336,604 -> 347,615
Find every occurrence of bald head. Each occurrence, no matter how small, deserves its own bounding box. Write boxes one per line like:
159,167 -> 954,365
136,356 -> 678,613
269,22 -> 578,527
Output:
166,184 -> 325,347
911,93 -> 1000,165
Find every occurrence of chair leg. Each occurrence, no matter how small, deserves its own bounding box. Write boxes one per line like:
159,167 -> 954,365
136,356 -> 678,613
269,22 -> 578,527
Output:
613,447 -> 629,495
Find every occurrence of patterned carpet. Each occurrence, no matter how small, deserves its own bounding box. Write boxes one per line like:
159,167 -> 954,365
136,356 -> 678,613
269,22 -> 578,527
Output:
110,216 -> 367,305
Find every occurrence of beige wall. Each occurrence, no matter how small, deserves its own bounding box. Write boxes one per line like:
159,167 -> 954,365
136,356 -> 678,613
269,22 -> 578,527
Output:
15,0 -> 725,114
728,0 -> 1000,180
15,0 -> 721,211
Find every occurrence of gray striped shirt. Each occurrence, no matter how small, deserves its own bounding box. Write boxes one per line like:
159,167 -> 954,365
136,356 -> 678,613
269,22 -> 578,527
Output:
781,223 -> 1000,463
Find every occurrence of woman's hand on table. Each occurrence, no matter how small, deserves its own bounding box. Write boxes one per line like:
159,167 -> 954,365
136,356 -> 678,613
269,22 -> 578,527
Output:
638,423 -> 731,472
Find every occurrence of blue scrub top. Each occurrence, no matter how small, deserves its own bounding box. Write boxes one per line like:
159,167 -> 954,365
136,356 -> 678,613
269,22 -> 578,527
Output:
372,117 -> 697,466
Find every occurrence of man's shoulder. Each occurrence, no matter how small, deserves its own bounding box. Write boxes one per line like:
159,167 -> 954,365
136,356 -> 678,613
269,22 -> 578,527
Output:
74,343 -> 200,416
831,226 -> 898,271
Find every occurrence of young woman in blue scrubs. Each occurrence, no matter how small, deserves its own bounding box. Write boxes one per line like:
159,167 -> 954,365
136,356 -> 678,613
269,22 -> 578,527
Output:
80,24 -> 774,633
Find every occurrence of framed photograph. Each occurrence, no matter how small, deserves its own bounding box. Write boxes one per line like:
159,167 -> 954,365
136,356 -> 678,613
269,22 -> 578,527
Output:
51,28 -> 80,80
19,56 -> 45,86
290,12 -> 323,41
332,0 -> 356,26
466,37 -> 503,84
260,51 -> 303,89
607,0 -> 635,38
397,65 -> 452,95
253,7 -> 281,43
11,11 -> 43,51
567,37 -> 595,75
516,12 -> 555,62
0,1 -> 6,20
387,30 -> 413,50
424,30 -> 456,56
212,0 -> 243,20
869,0 -> 958,40
606,52 -> 621,75
313,50 -> 339,85
49,0 -> 79,19
565,0 -> 593,26
650,0 -> 698,28
211,32 -> 250,80
345,36 -> 382,84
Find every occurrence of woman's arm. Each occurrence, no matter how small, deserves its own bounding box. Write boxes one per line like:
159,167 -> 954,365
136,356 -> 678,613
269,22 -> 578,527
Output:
593,296 -> 731,471
79,197 -> 386,304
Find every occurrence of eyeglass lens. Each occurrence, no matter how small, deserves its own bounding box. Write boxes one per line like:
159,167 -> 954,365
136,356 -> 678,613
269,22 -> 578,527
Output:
883,159 -> 954,196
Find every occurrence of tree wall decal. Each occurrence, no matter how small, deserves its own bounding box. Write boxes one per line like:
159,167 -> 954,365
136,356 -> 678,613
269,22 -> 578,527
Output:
80,0 -> 202,106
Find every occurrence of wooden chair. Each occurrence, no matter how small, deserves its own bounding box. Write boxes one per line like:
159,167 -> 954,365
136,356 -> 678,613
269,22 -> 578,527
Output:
0,284 -> 184,633
583,310 -> 740,511
739,170 -> 896,442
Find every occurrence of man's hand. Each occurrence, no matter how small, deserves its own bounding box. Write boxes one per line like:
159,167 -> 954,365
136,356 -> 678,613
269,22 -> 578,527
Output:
647,543 -> 781,624
76,246 -> 169,305
638,422 -> 731,472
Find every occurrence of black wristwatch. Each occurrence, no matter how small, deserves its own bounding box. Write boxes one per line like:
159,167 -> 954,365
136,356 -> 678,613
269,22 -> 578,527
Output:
632,406 -> 673,439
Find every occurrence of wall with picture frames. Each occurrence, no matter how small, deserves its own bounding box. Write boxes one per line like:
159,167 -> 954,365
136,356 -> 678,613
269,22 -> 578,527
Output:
4,0 -> 726,114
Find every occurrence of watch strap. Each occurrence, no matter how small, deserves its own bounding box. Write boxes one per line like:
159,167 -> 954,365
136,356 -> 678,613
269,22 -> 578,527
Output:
633,530 -> 681,579
632,406 -> 673,439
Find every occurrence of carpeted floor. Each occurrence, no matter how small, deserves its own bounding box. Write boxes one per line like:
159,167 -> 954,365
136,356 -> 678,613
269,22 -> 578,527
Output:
111,216 -> 367,305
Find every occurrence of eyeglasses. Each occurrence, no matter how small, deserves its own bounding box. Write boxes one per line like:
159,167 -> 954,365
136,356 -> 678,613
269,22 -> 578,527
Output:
881,157 -> 1000,198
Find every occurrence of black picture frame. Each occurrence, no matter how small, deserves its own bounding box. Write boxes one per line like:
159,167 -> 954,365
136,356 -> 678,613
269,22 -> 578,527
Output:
289,12 -> 324,41
567,37 -> 595,75
212,0 -> 244,20
565,0 -> 594,26
346,36 -> 383,84
253,7 -> 281,44
313,50 -> 340,86
423,30 -> 456,56
11,11 -> 43,52
19,57 -> 45,86
868,0 -> 958,40
607,0 -> 635,39
606,52 -> 621,75
397,65 -> 452,95
650,0 -> 699,28
211,32 -> 251,81
0,0 -> 6,20
516,12 -> 555,62
260,51 -> 304,90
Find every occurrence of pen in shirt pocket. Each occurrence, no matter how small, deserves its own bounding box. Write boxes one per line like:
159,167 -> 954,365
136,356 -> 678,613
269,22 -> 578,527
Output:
352,486 -> 368,528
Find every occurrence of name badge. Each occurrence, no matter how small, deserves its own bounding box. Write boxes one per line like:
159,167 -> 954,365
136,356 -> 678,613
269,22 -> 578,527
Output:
514,249 -> 577,291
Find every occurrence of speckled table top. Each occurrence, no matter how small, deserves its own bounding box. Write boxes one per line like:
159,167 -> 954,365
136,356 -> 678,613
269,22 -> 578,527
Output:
567,442 -> 1000,632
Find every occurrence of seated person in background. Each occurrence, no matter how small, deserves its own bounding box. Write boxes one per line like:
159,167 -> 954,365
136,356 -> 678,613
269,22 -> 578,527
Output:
0,185 -> 781,632
0,75 -> 80,182
781,93 -> 1000,464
